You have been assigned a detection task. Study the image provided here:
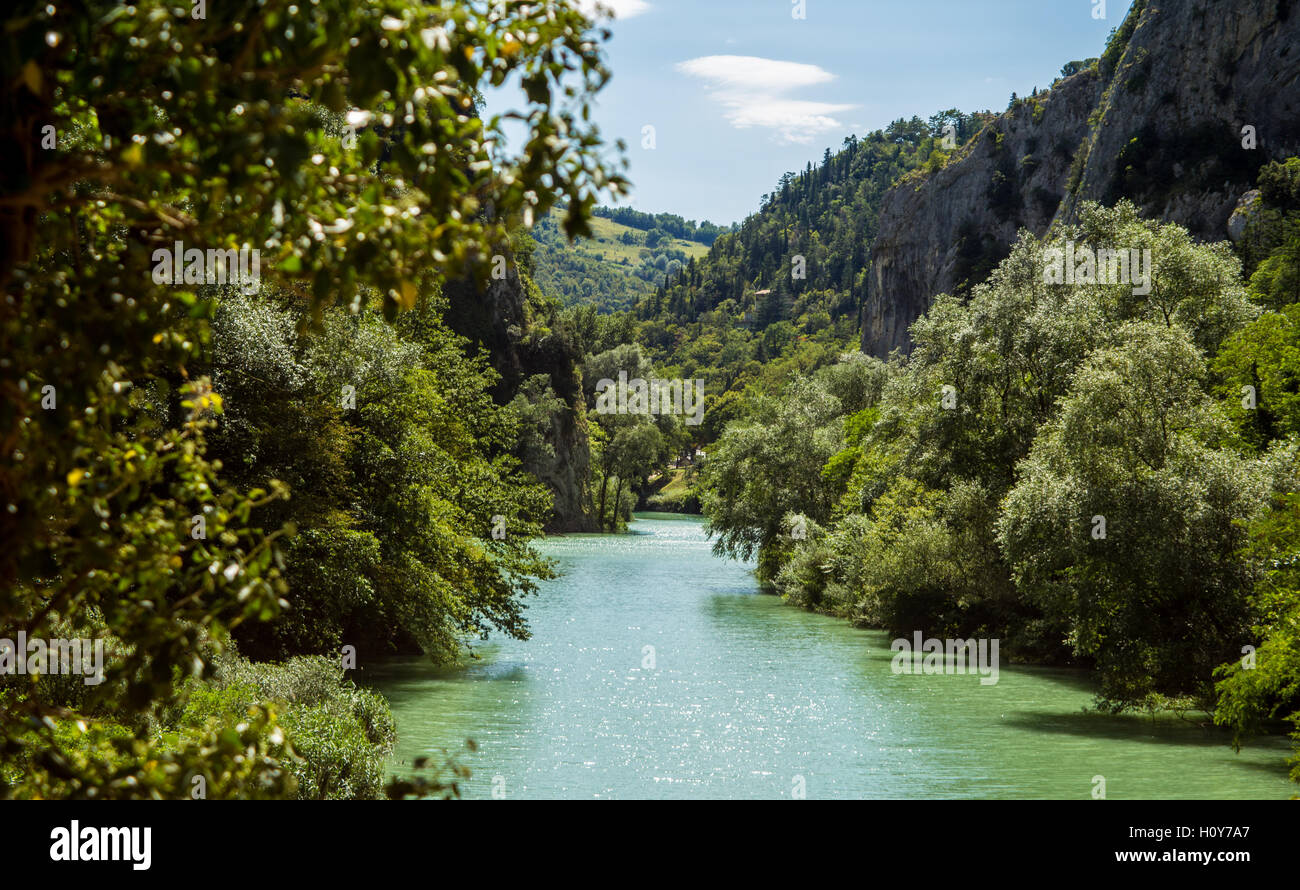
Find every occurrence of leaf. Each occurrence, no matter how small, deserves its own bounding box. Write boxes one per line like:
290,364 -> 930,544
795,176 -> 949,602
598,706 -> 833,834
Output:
21,61 -> 42,95
398,279 -> 418,309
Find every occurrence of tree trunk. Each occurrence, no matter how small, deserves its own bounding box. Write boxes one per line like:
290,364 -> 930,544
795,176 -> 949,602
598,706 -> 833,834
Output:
597,468 -> 611,532
613,477 -> 626,530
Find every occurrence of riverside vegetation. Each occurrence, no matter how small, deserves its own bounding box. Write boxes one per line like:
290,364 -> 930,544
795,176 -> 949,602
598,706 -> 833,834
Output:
1,0 -> 625,799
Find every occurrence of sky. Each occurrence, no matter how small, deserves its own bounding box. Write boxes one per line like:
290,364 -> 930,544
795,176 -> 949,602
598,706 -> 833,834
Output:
488,0 -> 1134,226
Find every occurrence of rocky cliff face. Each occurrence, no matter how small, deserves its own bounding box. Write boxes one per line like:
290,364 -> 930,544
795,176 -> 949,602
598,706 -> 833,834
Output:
1064,0 -> 1300,234
515,328 -> 599,533
861,69 -> 1103,356
443,268 -> 598,532
862,0 -> 1300,358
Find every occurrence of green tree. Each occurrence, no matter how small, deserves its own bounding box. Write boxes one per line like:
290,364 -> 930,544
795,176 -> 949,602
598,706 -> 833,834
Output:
701,355 -> 881,583
1213,304 -> 1300,451
1239,159 -> 1300,307
1,0 -> 623,798
1214,492 -> 1300,785
998,323 -> 1271,708
210,291 -> 557,663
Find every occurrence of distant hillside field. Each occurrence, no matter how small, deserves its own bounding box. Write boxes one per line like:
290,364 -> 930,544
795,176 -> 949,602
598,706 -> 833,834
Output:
529,211 -> 712,311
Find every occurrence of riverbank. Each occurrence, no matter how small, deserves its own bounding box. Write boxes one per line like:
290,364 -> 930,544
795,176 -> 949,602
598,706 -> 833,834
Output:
640,468 -> 701,514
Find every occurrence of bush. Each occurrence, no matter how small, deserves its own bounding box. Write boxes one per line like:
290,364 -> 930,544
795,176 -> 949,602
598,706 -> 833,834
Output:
176,655 -> 396,800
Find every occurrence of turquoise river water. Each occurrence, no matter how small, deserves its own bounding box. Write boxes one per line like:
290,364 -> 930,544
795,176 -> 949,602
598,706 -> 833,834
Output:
368,514 -> 1294,799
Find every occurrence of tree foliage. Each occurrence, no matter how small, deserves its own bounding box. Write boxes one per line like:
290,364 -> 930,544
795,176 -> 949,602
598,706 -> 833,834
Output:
1,0 -> 623,798
703,201 -> 1295,724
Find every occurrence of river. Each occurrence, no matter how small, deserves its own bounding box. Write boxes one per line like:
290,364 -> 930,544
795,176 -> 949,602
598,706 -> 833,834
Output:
368,513 -> 1295,799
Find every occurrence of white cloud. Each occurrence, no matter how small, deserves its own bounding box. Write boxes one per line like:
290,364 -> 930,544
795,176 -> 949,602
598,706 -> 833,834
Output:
676,55 -> 854,144
577,0 -> 651,19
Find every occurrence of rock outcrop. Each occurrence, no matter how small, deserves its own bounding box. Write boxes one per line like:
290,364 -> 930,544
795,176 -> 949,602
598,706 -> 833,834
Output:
443,267 -> 598,532
862,0 -> 1300,358
861,69 -> 1103,356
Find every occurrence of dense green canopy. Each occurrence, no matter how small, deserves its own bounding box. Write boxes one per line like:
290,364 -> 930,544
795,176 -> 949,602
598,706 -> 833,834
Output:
0,0 -> 624,798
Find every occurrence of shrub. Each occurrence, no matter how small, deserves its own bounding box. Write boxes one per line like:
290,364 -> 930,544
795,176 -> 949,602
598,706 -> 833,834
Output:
175,655 -> 397,800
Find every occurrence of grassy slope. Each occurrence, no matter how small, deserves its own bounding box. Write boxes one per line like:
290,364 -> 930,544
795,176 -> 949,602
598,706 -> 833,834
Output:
581,217 -> 710,264
530,212 -> 710,310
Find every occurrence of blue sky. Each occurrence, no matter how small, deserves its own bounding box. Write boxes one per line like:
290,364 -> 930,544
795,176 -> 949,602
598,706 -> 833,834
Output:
490,0 -> 1134,226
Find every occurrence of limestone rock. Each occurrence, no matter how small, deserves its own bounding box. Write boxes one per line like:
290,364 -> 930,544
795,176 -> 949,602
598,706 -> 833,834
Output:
862,0 -> 1300,358
1228,189 -> 1262,242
